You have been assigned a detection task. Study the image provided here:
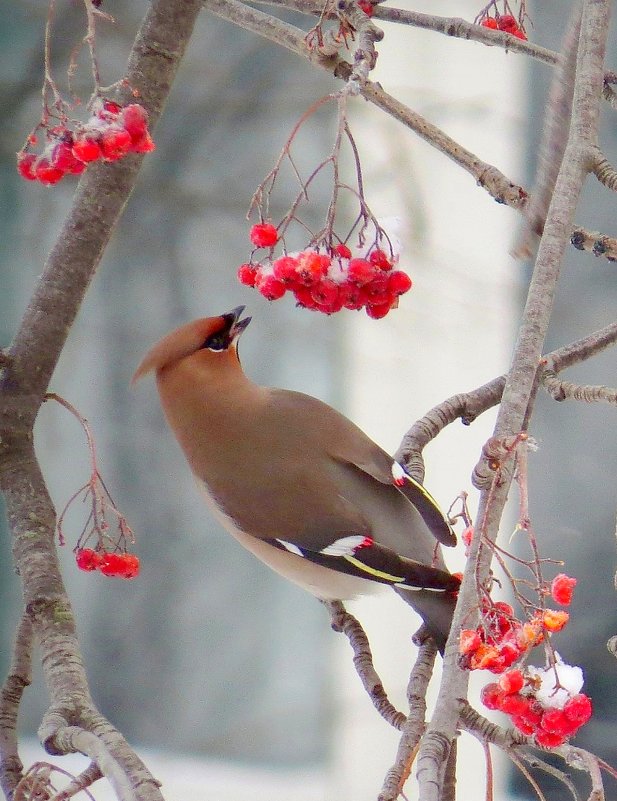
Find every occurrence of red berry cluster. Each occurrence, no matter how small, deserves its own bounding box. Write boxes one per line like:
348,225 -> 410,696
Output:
75,547 -> 140,578
481,670 -> 592,748
480,14 -> 527,39
17,101 -> 155,186
459,601 -> 547,673
239,224 -> 413,318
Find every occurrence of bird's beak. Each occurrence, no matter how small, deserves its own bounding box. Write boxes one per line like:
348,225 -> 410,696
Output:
223,305 -> 252,343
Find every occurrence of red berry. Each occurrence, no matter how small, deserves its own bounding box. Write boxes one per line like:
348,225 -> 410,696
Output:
35,157 -> 64,185
293,285 -> 319,310
520,700 -> 544,728
496,15 -> 527,39
563,693 -> 592,725
17,152 -> 37,181
497,641 -> 522,669
250,222 -> 279,248
365,301 -> 392,320
101,128 -> 132,161
272,255 -> 299,285
363,274 -> 391,300
493,601 -> 514,617
459,629 -> 482,655
117,553 -> 140,578
296,251 -> 330,285
368,249 -> 392,270
539,707 -> 570,734
480,17 -> 499,29
237,263 -> 258,287
499,669 -> 524,695
256,274 -> 286,301
512,715 -> 535,736
480,683 -> 504,711
121,104 -> 148,139
535,729 -> 566,748
347,258 -> 375,286
388,270 -> 412,296
311,279 -> 341,308
339,281 -> 364,310
550,574 -> 577,606
51,142 -> 86,174
130,132 -> 156,153
469,643 -> 500,671
75,548 -> 102,572
332,243 -> 352,259
72,137 -> 102,163
499,692 -> 530,717
98,552 -> 126,577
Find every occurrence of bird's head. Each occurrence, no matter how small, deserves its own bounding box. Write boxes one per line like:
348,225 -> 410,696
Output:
132,306 -> 252,384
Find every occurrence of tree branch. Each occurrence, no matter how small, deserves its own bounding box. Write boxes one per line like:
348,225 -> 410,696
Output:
323,601 -> 406,729
378,640 -> 438,801
394,319 -> 617,483
0,613 -> 33,799
514,1 -> 582,258
417,3 -> 611,797
0,0 -> 204,795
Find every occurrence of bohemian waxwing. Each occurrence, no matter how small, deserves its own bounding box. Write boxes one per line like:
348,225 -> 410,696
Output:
133,307 -> 460,651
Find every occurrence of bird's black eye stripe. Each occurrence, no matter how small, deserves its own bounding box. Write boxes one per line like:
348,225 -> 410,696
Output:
201,331 -> 229,351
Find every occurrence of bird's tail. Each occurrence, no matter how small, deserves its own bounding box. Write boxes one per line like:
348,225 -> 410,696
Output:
394,586 -> 458,654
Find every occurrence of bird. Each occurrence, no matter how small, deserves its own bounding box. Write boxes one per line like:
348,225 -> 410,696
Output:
133,306 -> 460,652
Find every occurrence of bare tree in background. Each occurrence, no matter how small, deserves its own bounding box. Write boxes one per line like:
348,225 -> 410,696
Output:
1,0 -> 617,799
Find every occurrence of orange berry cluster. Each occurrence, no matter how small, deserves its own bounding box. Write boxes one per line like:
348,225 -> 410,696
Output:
75,547 -> 140,578
459,601 -> 552,674
459,572 -> 590,747
17,101 -> 155,186
238,223 -> 413,317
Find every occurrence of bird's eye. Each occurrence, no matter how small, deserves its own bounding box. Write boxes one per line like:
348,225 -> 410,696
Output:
201,331 -> 229,351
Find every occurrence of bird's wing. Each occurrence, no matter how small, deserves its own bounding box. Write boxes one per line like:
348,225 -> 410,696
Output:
329,435 -> 456,548
266,388 -> 456,548
270,533 -> 460,592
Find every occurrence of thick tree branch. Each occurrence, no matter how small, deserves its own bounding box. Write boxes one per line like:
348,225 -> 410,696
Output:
0,614 -> 33,799
0,0 -> 203,796
417,3 -> 611,797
